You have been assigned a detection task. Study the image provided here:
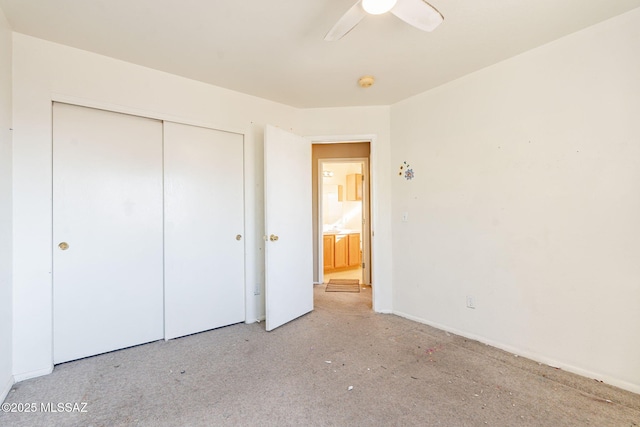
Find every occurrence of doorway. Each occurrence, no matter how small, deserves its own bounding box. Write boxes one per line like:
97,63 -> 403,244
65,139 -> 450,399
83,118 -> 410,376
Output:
320,160 -> 366,284
311,142 -> 371,288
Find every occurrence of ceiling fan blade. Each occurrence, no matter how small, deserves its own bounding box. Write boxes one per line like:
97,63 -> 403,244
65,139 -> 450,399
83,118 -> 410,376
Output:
390,0 -> 444,32
324,0 -> 367,41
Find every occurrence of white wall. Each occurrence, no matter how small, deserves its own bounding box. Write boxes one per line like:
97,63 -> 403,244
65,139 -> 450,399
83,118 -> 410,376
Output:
11,33 -> 299,380
390,8 -> 640,393
298,107 -> 393,312
0,6 -> 13,402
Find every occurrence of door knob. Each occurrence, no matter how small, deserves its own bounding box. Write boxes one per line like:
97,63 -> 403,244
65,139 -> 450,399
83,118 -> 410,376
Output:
236,234 -> 242,241
58,242 -> 69,250
269,234 -> 279,242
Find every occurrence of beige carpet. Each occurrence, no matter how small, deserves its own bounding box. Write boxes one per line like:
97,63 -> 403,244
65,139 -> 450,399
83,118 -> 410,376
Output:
325,279 -> 360,292
1,285 -> 639,426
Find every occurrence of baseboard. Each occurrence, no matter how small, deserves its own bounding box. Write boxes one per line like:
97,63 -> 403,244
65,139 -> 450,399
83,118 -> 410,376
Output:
0,374 -> 13,403
393,310 -> 640,395
12,366 -> 53,383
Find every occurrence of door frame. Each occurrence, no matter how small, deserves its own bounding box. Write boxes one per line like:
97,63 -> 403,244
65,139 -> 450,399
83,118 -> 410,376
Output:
317,157 -> 371,286
308,134 -> 379,309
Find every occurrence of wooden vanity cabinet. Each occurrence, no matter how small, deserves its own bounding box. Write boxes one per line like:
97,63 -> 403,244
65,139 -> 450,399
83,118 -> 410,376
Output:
323,233 -> 360,272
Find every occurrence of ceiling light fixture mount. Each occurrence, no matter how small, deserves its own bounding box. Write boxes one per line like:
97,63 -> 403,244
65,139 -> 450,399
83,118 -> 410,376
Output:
358,75 -> 375,88
362,0 -> 398,15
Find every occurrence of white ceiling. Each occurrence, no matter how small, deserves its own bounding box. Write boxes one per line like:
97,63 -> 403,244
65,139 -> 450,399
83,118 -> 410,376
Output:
1,0 -> 639,108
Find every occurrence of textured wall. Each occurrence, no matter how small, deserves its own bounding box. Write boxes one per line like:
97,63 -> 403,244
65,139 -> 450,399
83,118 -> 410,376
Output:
390,9 -> 640,393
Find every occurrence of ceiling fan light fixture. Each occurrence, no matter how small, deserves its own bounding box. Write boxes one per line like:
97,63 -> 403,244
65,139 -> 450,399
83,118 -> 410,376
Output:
362,0 -> 397,15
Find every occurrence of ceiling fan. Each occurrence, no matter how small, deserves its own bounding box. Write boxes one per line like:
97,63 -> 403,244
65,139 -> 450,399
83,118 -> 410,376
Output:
325,0 -> 444,41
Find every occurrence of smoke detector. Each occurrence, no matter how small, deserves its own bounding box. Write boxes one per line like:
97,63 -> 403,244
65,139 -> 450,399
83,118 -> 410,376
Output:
358,75 -> 375,88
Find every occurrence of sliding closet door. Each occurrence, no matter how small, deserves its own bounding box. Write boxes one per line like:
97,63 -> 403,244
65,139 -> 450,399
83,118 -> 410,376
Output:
164,122 -> 245,339
53,103 -> 164,364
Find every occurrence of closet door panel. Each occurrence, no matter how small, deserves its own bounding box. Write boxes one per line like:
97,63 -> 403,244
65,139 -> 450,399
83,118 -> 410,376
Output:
164,122 -> 245,339
53,103 -> 164,364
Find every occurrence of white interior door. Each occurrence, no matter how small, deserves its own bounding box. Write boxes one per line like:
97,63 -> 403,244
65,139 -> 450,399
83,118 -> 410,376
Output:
53,103 -> 164,364
264,125 -> 313,331
164,122 -> 245,339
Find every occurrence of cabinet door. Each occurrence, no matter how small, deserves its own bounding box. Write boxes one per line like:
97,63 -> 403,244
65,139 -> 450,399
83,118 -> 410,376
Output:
334,235 -> 348,268
323,235 -> 335,270
348,233 -> 361,267
346,173 -> 363,201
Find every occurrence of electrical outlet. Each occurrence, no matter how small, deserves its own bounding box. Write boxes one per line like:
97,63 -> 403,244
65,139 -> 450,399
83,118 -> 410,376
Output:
401,212 -> 409,222
466,296 -> 475,309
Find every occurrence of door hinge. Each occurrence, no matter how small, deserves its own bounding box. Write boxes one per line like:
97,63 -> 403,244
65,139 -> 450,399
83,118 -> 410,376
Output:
362,262 -> 365,269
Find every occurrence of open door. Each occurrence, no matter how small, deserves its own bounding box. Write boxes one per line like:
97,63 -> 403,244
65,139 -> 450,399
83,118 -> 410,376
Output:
264,125 -> 313,331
